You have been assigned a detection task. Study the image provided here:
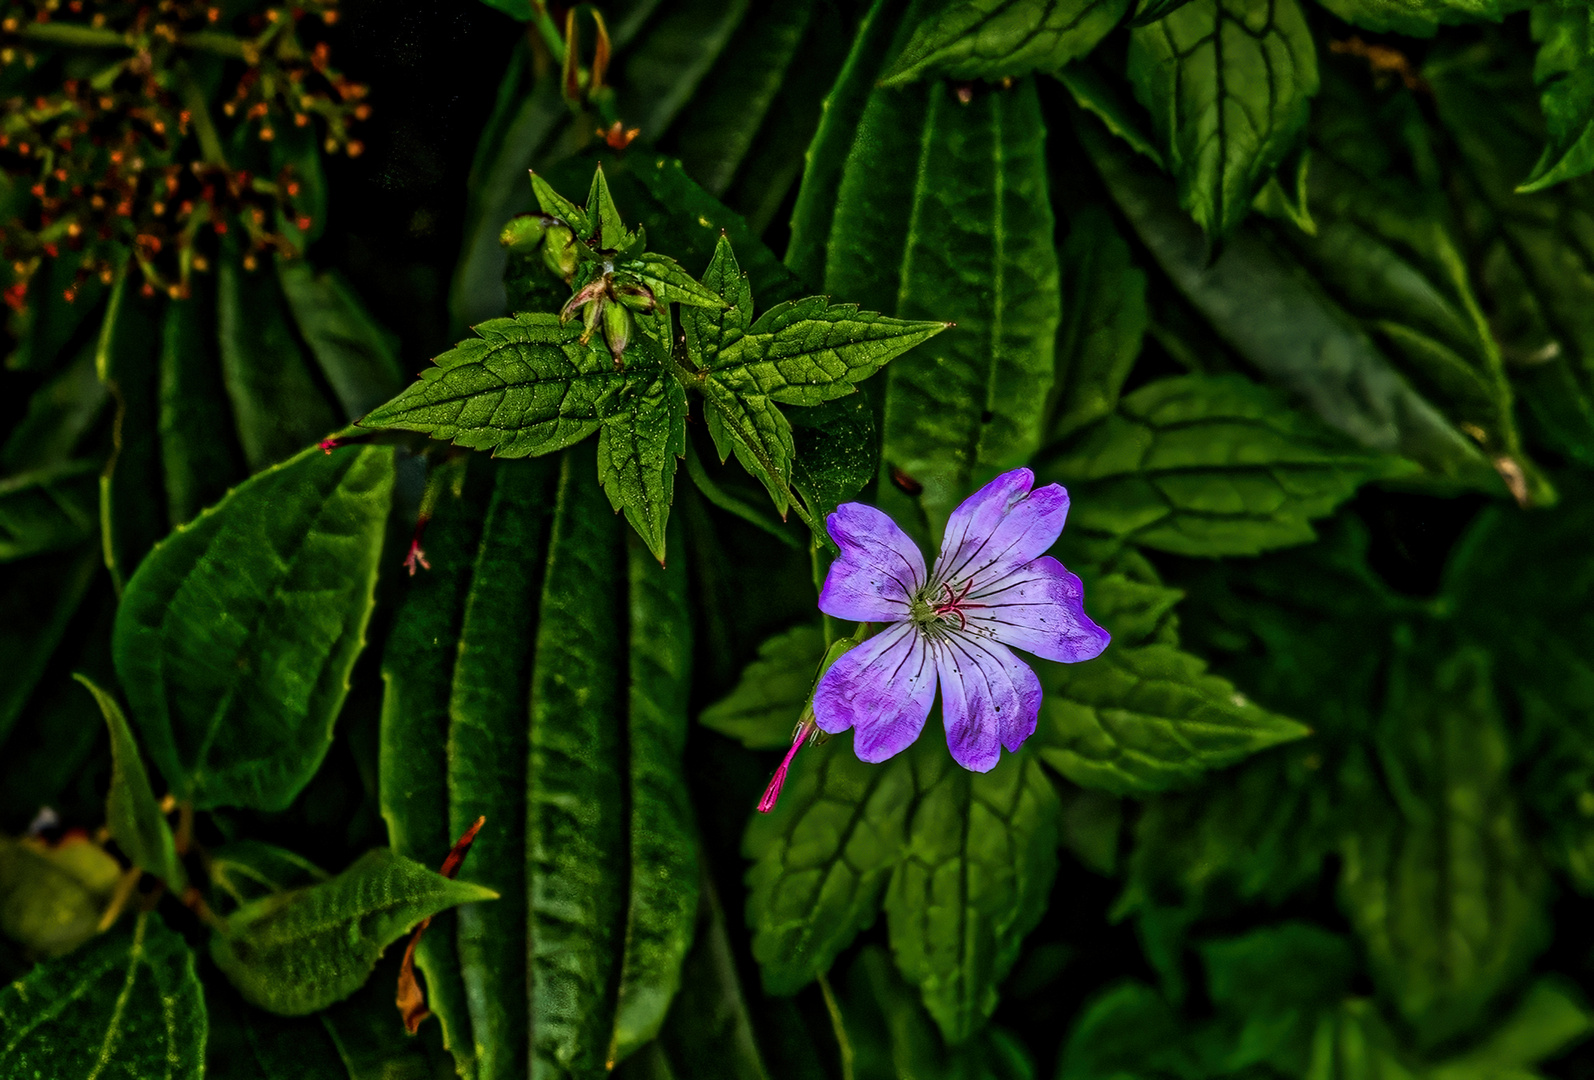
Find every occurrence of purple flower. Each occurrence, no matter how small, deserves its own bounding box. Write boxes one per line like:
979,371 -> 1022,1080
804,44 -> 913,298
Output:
811,469 -> 1109,773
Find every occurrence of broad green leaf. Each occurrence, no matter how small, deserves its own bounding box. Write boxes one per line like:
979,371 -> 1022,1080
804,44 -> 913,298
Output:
94,268 -> 167,591
1050,207 -> 1149,441
699,623 -> 827,750
1034,641 -> 1309,794
1127,0 -> 1318,239
378,463 -> 490,1076
611,527 -> 699,1062
883,0 -> 1131,86
1056,982 -> 1194,1080
597,356 -> 687,564
884,746 -> 1060,1043
277,259 -> 406,419
823,76 -> 1060,529
157,278 -> 243,526
0,459 -> 99,562
1312,0 -> 1523,37
1080,121 -> 1497,487
0,835 -> 120,958
112,444 -> 394,811
617,251 -> 724,309
1338,649 -> 1549,1050
1200,922 -> 1355,1020
77,675 -> 185,894
208,841 -> 330,911
359,313 -> 625,458
745,733 -> 916,993
217,252 -> 339,470
1043,374 -> 1413,557
0,911 -> 205,1078
1520,0 -> 1594,192
210,848 -> 498,1016
1057,65 -> 1166,169
700,381 -> 799,518
612,0 -> 752,153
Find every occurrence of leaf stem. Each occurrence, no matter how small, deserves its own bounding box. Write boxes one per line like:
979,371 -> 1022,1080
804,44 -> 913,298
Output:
528,0 -> 567,65
175,64 -> 228,167
817,972 -> 855,1080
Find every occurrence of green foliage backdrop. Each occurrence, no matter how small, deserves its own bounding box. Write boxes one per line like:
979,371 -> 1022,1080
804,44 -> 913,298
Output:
1,0 -> 1593,1077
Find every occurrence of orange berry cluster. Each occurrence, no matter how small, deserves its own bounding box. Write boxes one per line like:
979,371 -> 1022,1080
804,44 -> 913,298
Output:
0,0 -> 367,313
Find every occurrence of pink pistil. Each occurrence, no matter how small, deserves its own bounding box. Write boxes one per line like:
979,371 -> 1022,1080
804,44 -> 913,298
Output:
318,436 -> 345,455
403,537 -> 431,576
757,730 -> 808,814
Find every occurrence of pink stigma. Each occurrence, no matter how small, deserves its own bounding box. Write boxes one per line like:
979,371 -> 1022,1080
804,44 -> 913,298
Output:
757,731 -> 807,814
404,539 -> 431,576
318,437 -> 344,455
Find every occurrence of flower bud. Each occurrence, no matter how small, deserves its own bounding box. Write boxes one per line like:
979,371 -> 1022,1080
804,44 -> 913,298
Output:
498,213 -> 546,253
613,279 -> 656,314
602,301 -> 634,367
541,221 -> 578,281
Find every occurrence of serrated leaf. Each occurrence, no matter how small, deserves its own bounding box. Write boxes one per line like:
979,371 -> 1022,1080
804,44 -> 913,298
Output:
1338,649 -> 1549,1050
1034,641 -> 1309,794
1520,0 -> 1594,192
700,623 -> 827,750
359,312 -> 625,458
744,733 -> 916,993
531,170 -> 590,236
700,381 -> 798,518
1127,0 -> 1318,239
821,76 -> 1060,529
0,911 -> 205,1078
619,251 -> 725,309
211,848 -> 498,1017
1080,121 -> 1499,487
1045,374 -> 1412,557
598,357 -> 687,564
882,0 -> 1131,85
0,834 -> 120,959
77,674 -> 185,894
277,259 -> 406,419
588,164 -> 637,253
0,458 -> 100,562
1051,207 -> 1149,441
112,444 -> 393,811
885,746 -> 1060,1043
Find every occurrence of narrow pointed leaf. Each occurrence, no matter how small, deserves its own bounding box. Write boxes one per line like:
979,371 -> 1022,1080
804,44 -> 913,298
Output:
0,458 -> 100,562
78,674 -> 186,894
277,259 -> 406,419
882,0 -> 1132,86
588,164 -> 634,252
597,361 -> 687,563
1127,0 -> 1318,239
0,911 -> 205,1078
1051,206 -> 1149,441
211,848 -> 498,1017
158,276 -> 244,526
112,444 -> 394,810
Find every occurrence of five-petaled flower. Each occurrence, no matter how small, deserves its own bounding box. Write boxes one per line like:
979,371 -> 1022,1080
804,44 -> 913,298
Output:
812,469 -> 1109,773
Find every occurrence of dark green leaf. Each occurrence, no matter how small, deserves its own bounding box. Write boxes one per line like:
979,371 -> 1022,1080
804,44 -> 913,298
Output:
1426,980 -> 1594,1080
94,270 -> 167,590
77,674 -> 185,893
158,279 -> 244,526
0,911 -> 205,1078
700,382 -> 799,518
0,459 -> 100,562
1312,0 -> 1522,38
791,395 -> 880,531
1338,649 -> 1549,1050
823,77 -> 1060,528
882,0 -> 1131,86
0,544 -> 100,746
699,623 -> 826,750
1127,0 -> 1318,239
1057,65 -> 1166,169
1521,0 -> 1594,192
210,848 -> 497,1016
1034,640 -> 1310,794
1,336 -> 107,473
0,834 -> 120,959
1050,207 -> 1149,441
359,313 -> 625,458
208,840 -> 330,912
884,747 -> 1060,1043
597,356 -> 687,564
1044,374 -> 1413,557
587,164 -> 638,254
112,444 -> 393,810
217,252 -> 340,470
277,259 -> 406,419
4,255 -> 108,373
618,252 -> 724,310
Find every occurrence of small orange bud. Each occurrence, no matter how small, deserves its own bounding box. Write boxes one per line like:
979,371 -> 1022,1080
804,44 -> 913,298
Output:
346,140 -> 364,158
242,253 -> 258,271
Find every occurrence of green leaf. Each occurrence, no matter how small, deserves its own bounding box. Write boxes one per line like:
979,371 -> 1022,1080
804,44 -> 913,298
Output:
822,76 -> 1060,529
1080,121 -> 1498,487
884,747 -> 1060,1043
791,395 -> 880,531
700,381 -> 799,518
0,544 -> 99,747
0,834 -> 120,959
699,623 -> 826,750
77,674 -> 185,894
208,840 -> 330,912
1520,1 -> 1594,191
618,252 -> 725,310
1050,207 -> 1149,441
95,269 -> 167,591
0,911 -> 205,1078
1338,649 -> 1549,1050
1034,641 -> 1310,795
744,734 -> 916,993
882,0 -> 1131,86
1302,999 -> 1418,1080
277,259 -> 406,419
1057,64 -> 1166,169
0,459 -> 100,562
158,276 -> 244,526
112,444 -> 394,811
1056,981 -> 1194,1080
587,164 -> 638,253
359,312 -> 626,458
1427,980 -> 1594,1080
597,356 -> 687,564
210,848 -> 497,1017
531,169 -> 590,236
217,252 -> 340,469
1312,0 -> 1522,38
611,527 -> 700,1063
1127,0 -> 1318,239
1044,374 -> 1412,557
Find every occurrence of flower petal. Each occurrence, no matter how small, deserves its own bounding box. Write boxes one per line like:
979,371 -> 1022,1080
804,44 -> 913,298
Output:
812,622 -> 938,763
961,556 -> 1111,663
819,502 -> 928,623
934,634 -> 1042,772
933,469 -> 1070,591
